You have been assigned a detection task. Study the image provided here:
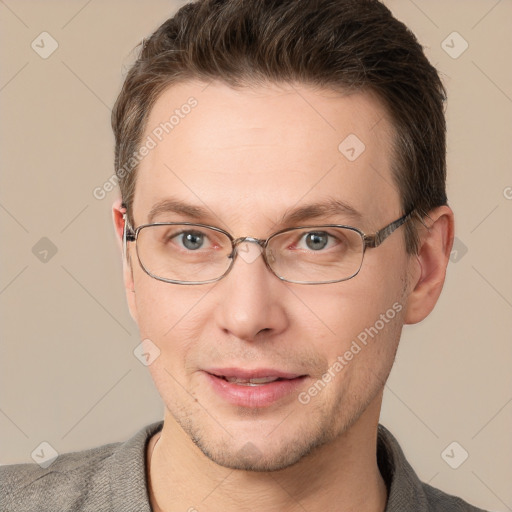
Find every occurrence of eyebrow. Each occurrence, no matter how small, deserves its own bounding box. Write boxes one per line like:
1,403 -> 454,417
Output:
146,196 -> 363,227
147,199 -> 214,224
279,198 -> 363,225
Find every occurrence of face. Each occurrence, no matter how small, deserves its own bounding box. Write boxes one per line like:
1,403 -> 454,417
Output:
123,81 -> 414,471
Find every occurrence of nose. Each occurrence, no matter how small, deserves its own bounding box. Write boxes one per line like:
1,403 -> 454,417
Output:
213,239 -> 289,341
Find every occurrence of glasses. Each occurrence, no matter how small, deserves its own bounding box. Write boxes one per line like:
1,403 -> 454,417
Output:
123,210 -> 414,285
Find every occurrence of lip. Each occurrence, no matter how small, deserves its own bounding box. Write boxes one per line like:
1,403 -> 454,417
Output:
203,368 -> 308,408
206,367 -> 304,380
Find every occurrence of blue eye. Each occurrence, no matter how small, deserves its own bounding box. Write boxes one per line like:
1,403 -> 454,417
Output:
178,231 -> 205,250
298,231 -> 333,251
305,232 -> 328,250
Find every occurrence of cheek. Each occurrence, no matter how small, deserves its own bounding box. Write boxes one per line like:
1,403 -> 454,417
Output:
290,275 -> 403,341
297,284 -> 405,409
132,270 -> 215,364
288,268 -> 407,397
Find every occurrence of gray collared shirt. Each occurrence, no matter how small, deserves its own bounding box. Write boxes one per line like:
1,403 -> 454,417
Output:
1,421 -> 489,511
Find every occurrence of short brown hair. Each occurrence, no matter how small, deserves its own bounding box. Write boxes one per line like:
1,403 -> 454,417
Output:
112,0 -> 447,254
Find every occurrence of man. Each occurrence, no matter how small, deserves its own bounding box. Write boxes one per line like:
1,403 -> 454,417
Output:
0,0 -> 490,511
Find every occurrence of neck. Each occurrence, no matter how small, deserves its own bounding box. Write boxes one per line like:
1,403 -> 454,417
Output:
147,396 -> 388,512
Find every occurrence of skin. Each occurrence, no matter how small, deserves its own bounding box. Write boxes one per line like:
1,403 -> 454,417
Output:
112,81 -> 454,512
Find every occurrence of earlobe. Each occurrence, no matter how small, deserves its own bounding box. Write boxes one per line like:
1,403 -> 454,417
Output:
403,205 -> 454,325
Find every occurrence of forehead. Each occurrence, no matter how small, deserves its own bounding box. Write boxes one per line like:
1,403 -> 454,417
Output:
133,80 -> 400,232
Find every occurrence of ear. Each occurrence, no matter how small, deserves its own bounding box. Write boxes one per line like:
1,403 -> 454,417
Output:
403,205 -> 454,325
112,198 -> 138,323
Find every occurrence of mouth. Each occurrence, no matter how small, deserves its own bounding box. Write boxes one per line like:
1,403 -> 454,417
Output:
216,375 -> 293,386
203,368 -> 308,407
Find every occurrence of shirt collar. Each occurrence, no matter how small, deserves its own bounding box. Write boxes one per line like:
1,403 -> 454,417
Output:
377,423 -> 430,511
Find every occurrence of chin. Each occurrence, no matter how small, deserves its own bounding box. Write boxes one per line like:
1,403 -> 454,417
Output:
175,408 -> 343,472
194,435 -> 326,472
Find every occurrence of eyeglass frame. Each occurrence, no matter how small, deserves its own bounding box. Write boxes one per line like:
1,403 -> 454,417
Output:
122,208 -> 416,285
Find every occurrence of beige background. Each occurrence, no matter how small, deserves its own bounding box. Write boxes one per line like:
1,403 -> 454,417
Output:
1,0 -> 511,510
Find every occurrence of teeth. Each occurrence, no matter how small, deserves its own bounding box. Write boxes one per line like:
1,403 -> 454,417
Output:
225,376 -> 281,385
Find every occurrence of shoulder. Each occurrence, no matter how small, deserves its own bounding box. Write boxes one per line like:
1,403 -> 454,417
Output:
377,424 -> 490,512
0,421 -> 163,512
421,481 -> 490,512
0,441 -> 119,512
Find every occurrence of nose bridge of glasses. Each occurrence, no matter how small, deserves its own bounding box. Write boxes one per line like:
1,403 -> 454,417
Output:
230,237 -> 267,264
232,236 -> 266,248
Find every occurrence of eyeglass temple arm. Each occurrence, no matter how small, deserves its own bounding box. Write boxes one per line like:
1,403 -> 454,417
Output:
363,210 -> 415,249
121,206 -> 136,264
121,204 -> 136,242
